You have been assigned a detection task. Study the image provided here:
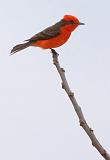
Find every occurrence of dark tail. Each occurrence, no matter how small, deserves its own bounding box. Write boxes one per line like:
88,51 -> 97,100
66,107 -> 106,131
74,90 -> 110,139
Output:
10,42 -> 31,55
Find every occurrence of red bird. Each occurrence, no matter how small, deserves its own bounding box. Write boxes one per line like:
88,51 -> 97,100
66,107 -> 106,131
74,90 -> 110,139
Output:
10,15 -> 84,54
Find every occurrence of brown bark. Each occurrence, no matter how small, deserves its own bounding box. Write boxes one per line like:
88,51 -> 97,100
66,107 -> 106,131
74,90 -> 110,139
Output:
51,49 -> 110,160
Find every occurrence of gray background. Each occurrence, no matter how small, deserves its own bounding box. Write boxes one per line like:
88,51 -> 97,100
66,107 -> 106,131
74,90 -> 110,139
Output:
0,0 -> 110,159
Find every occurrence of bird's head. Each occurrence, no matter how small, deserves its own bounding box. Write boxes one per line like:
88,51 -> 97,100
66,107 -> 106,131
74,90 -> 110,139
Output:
62,15 -> 85,32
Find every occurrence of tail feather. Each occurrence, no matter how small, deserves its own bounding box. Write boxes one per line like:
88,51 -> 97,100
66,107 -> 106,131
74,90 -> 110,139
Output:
10,42 -> 31,55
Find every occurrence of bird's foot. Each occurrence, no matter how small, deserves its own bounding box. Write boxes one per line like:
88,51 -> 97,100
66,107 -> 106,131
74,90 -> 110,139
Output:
50,48 -> 59,56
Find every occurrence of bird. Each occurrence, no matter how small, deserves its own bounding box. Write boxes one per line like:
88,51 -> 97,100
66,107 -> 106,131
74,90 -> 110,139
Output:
10,15 -> 84,55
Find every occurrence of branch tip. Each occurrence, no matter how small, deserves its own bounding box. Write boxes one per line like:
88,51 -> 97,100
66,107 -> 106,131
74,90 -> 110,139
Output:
51,48 -> 59,57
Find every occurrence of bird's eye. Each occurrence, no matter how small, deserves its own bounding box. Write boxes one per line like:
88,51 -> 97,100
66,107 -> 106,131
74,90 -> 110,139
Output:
69,20 -> 74,24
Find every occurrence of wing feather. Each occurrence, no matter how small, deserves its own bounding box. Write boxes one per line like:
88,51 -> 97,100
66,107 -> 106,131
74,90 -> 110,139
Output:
25,19 -> 67,42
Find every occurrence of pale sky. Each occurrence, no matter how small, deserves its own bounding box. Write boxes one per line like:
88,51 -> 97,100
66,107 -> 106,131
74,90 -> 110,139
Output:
0,0 -> 110,160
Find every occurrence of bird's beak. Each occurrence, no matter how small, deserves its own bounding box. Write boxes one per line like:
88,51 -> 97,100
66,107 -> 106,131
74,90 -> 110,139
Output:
79,22 -> 85,25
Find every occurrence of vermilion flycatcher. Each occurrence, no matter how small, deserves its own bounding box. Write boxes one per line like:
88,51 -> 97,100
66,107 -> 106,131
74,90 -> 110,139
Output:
10,15 -> 84,54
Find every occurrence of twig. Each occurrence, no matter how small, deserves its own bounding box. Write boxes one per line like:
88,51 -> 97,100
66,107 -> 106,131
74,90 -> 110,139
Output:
51,48 -> 110,160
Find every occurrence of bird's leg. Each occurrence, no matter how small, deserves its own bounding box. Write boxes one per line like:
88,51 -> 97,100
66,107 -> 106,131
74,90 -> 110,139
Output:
50,48 -> 59,56
50,48 -> 59,64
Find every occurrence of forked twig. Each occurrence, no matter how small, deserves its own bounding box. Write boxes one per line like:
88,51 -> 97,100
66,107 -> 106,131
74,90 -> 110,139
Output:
51,48 -> 110,160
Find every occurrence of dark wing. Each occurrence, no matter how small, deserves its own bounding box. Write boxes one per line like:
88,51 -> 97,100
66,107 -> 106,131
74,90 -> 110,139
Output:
25,19 -> 67,42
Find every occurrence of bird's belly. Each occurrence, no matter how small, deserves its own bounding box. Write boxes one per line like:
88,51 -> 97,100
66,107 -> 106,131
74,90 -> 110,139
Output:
32,32 -> 71,49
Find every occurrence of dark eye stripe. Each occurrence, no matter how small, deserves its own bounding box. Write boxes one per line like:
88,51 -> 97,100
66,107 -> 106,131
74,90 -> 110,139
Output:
61,19 -> 75,26
69,20 -> 75,24
65,20 -> 75,25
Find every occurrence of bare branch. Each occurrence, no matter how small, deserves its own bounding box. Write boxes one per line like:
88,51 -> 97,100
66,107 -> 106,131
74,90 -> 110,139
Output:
51,48 -> 110,160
